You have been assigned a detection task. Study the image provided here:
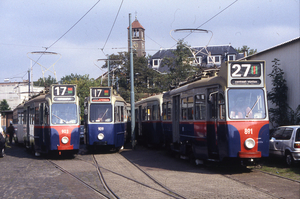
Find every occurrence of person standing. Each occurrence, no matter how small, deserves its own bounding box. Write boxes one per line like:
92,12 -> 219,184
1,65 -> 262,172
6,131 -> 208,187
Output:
0,126 -> 5,157
7,121 -> 15,144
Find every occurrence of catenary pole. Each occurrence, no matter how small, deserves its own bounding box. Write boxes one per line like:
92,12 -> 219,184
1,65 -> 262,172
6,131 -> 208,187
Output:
107,55 -> 110,87
129,13 -> 135,149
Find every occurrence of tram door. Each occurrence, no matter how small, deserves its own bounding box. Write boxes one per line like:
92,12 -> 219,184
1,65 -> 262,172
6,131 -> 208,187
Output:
172,95 -> 180,143
138,106 -> 142,137
207,89 -> 219,159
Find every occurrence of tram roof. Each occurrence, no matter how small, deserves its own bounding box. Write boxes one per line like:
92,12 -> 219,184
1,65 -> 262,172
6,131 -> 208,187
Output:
165,65 -> 227,96
135,93 -> 163,105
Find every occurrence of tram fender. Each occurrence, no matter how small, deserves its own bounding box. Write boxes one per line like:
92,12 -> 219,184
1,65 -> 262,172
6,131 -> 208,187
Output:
258,123 -> 269,157
227,124 -> 241,157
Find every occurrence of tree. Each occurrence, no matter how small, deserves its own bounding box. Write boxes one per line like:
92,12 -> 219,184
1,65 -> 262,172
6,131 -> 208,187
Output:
101,52 -> 164,102
267,58 -> 300,127
235,45 -> 257,56
60,73 -> 101,123
161,40 -> 197,88
34,75 -> 57,87
0,99 -> 11,116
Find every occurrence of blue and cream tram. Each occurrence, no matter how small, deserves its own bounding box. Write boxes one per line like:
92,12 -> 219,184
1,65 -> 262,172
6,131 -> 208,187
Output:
161,60 -> 269,164
135,94 -> 164,146
84,87 -> 127,151
13,102 -> 26,144
24,84 -> 80,156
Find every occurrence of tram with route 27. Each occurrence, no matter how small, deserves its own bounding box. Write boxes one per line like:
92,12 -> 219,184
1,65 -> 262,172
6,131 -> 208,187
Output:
22,84 -> 80,156
84,87 -> 127,151
135,60 -> 269,165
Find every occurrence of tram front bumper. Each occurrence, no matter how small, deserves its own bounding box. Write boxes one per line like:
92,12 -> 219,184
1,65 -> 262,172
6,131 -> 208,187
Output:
93,141 -> 108,146
238,151 -> 261,158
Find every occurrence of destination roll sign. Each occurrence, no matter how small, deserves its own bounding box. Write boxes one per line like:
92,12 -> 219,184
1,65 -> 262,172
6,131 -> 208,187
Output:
90,87 -> 111,102
228,61 -> 265,87
52,85 -> 76,101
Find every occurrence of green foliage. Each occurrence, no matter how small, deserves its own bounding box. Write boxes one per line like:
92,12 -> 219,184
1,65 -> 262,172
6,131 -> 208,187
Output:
267,58 -> 300,127
60,73 -> 101,123
101,52 -> 165,102
235,45 -> 257,56
0,99 -> 11,116
161,40 -> 197,87
33,75 -> 57,87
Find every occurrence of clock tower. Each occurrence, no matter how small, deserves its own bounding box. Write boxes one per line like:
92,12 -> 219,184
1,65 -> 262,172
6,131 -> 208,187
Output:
128,17 -> 145,57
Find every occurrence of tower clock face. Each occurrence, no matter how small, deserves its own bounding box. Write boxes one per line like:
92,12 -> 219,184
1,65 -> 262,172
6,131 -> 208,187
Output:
133,42 -> 138,49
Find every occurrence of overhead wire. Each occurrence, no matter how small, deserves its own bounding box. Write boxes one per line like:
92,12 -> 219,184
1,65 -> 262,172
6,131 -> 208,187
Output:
30,0 -> 102,70
170,0 -> 239,48
101,0 -> 124,56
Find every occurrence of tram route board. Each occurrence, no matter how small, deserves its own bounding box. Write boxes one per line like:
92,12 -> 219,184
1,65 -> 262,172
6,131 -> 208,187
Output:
90,87 -> 111,102
52,85 -> 76,101
228,61 -> 265,87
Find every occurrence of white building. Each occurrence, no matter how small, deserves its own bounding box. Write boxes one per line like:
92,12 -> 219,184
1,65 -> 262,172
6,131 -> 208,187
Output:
0,81 -> 44,110
241,37 -> 300,112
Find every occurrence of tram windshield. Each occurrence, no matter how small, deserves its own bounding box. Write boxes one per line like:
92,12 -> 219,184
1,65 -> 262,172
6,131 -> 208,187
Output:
90,103 -> 112,123
51,103 -> 78,124
228,89 -> 266,119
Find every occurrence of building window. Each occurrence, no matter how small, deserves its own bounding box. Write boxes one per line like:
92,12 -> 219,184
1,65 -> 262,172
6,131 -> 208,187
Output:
190,56 -> 202,65
228,54 -> 236,61
133,29 -> 139,38
208,55 -> 221,64
152,59 -> 160,68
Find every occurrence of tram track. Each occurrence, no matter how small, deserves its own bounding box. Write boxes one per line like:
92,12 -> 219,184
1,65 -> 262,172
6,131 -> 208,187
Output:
48,152 -> 186,199
91,153 -> 186,199
45,146 -> 299,199
48,159 -> 111,199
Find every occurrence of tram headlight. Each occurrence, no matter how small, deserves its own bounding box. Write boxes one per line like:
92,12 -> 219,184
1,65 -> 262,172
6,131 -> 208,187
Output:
61,136 -> 69,144
98,133 -> 104,140
244,138 -> 255,149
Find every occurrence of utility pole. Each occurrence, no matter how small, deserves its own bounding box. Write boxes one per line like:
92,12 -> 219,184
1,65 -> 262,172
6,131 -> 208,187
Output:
28,69 -> 30,98
129,13 -> 135,149
107,55 -> 110,87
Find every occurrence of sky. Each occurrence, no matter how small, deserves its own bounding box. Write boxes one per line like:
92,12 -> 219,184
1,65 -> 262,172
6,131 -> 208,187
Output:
1,0 -> 299,82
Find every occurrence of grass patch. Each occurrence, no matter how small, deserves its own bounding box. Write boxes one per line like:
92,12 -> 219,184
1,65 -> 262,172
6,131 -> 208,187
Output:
251,157 -> 300,181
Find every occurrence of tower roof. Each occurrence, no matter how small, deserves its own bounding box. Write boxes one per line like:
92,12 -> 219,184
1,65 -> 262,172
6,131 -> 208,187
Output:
127,18 -> 145,29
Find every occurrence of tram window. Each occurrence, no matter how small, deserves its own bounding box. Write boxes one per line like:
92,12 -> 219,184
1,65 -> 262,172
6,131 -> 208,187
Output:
52,103 -> 78,124
219,94 -> 225,120
195,94 -> 206,120
18,113 -> 23,124
45,105 -> 49,125
143,107 -> 147,121
23,111 -> 27,125
147,106 -> 151,121
209,93 -> 218,119
39,104 -> 44,125
121,106 -> 124,122
89,104 -> 111,123
35,107 -> 40,125
167,102 -> 172,120
114,106 -> 124,122
181,98 -> 187,120
114,106 -> 120,122
187,97 -> 194,120
228,89 -> 266,119
152,105 -> 159,121
162,102 -> 167,120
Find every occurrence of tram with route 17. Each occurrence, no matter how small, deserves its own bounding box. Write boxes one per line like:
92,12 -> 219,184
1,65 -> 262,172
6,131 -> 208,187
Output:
84,87 -> 127,151
23,84 -> 80,156
135,60 -> 269,165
